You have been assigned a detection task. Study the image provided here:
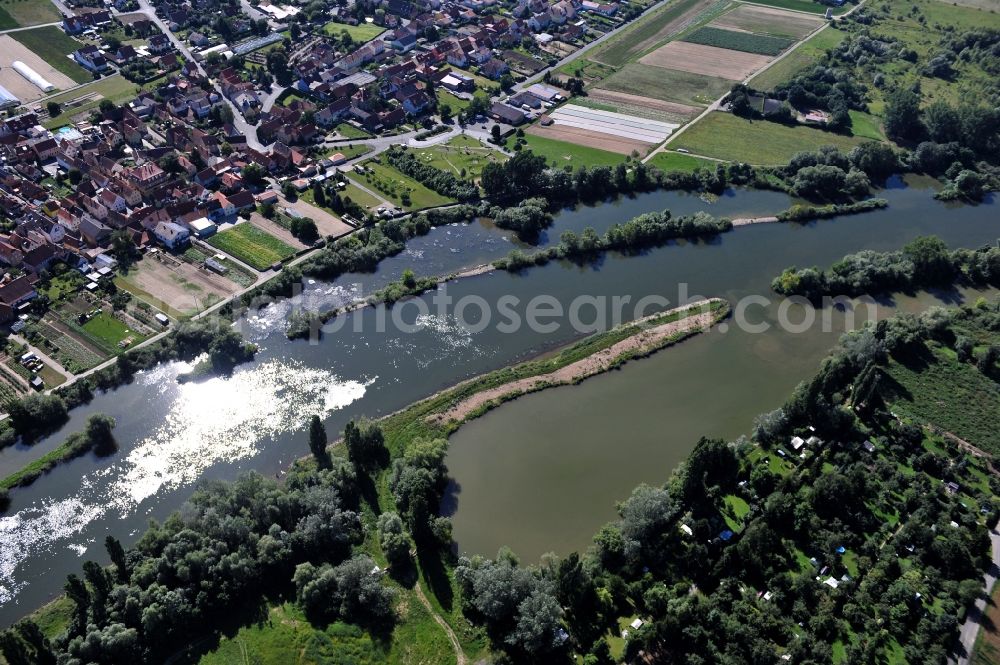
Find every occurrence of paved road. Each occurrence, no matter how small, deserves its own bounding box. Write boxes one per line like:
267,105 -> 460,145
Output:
950,519 -> 1000,665
133,0 -> 265,150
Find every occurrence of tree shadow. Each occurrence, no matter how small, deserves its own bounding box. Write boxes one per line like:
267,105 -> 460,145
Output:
416,542 -> 454,612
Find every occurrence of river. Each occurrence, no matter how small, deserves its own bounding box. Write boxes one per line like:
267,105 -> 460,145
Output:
0,178 -> 995,624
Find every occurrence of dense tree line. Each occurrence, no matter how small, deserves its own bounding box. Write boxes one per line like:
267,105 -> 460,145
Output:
383,147 -> 479,202
772,235 -> 1000,300
0,442 -> 383,663
494,210 -> 732,271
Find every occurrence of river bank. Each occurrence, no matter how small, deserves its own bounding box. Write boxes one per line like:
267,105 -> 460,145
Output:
0,179 -> 994,626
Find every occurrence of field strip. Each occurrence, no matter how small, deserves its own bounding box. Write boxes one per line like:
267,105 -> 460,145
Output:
587,89 -> 700,117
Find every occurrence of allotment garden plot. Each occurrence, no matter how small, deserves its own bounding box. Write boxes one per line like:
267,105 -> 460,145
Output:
529,104 -> 678,155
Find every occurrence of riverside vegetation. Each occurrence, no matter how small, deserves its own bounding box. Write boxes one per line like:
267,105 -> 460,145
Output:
6,294 -> 1000,664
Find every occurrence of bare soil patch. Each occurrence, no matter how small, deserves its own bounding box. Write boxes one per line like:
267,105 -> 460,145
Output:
430,301 -> 721,425
709,4 -> 824,39
0,35 -> 75,102
526,123 -> 651,155
638,40 -> 774,80
123,253 -> 239,315
279,195 -> 355,238
594,0 -> 715,66
588,89 -> 700,119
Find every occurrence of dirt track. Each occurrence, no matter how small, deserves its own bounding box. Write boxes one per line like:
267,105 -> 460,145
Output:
527,123 -> 652,155
429,300 -> 722,425
639,41 -> 774,80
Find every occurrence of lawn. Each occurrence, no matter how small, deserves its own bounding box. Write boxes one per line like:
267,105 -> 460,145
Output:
682,26 -> 793,56
601,63 -> 733,107
43,75 -> 139,128
331,122 -> 371,139
207,223 -> 297,271
749,27 -> 847,91
323,20 -> 385,43
80,311 -> 139,351
884,343 -> 1000,456
340,181 -> 384,211
848,110 -> 884,141
348,161 -> 454,210
0,0 -> 59,28
11,26 -> 92,84
648,151 -> 718,173
413,135 -> 506,179
325,143 -> 373,161
671,112 -> 870,165
510,133 -> 626,169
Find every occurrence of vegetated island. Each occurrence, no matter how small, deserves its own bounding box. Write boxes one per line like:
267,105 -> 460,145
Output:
429,298 -> 729,426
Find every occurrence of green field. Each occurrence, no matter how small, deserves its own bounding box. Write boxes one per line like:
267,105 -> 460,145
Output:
601,63 -> 732,107
207,223 -> 297,271
512,133 -> 627,169
648,151 -> 718,173
11,26 -> 92,84
348,161 -> 454,211
741,0 -> 850,14
848,110 -> 884,140
591,0 -> 711,67
749,27 -> 847,91
331,122 -> 371,139
885,344 -> 1000,456
198,601 -> 455,665
682,26 -> 793,55
80,312 -> 137,350
0,0 -> 60,28
323,20 -> 385,42
671,112 -> 870,164
43,75 -> 140,128
413,135 -> 507,179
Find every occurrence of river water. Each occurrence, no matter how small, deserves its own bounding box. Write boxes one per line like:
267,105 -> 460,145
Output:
0,178 -> 995,624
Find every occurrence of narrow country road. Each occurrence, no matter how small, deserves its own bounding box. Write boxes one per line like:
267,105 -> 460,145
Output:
949,519 -> 1000,665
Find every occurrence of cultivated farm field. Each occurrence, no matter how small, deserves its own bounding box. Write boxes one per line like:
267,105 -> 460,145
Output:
207,223 -> 296,271
590,0 -> 716,67
638,41 -> 773,80
526,123 -> 651,156
681,26 -> 793,56
601,63 -> 733,106
0,0 -> 60,29
708,4 -> 824,39
749,26 -> 846,91
10,26 -> 91,84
